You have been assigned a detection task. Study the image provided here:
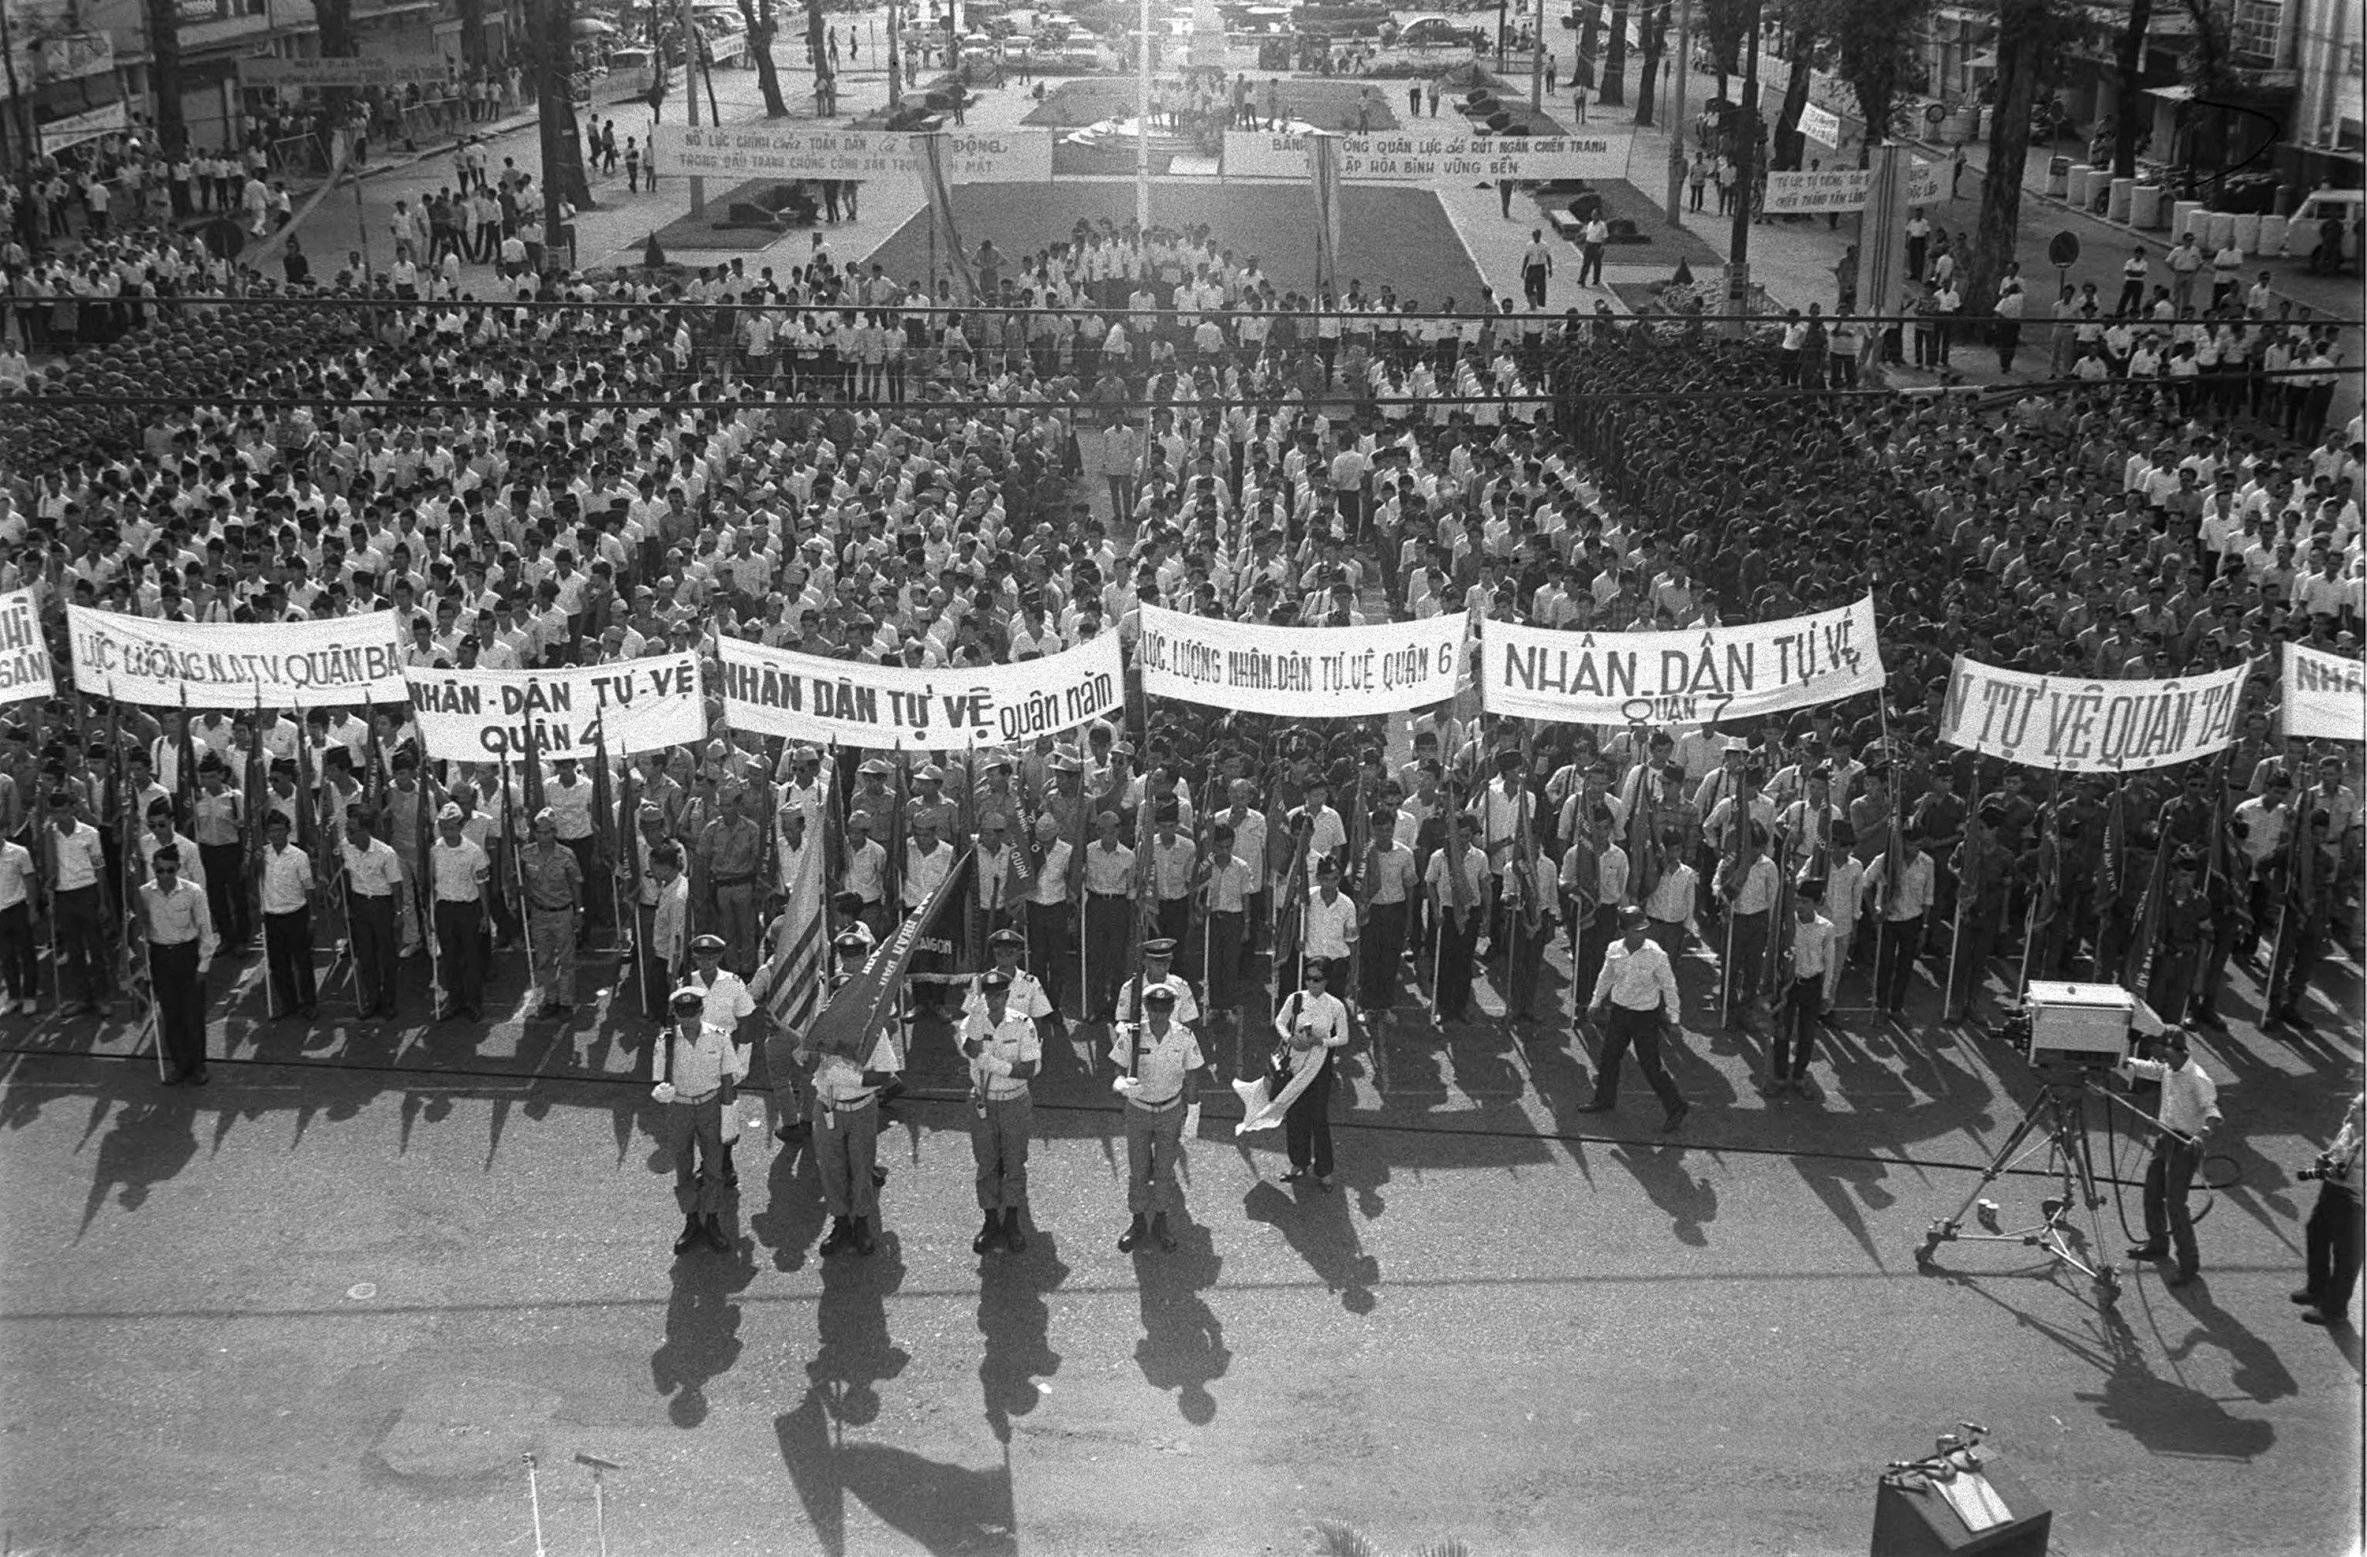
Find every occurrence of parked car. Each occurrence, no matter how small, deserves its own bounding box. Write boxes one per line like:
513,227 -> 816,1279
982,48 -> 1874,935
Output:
1388,14 -> 1485,49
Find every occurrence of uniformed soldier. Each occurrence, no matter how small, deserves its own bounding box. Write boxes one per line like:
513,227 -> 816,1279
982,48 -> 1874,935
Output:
653,984 -> 746,1256
699,779 -> 765,975
687,932 -> 756,1181
520,808 -> 585,1018
962,970 -> 1043,1254
806,1012 -> 898,1256
1115,936 -> 1199,1026
964,927 -> 1053,1025
1110,984 -> 1206,1254
1079,809 -> 1135,1020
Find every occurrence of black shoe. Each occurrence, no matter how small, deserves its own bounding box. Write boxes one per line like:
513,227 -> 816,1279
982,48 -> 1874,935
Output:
1661,1101 -> 1691,1133
819,1217 -> 850,1255
190,1068 -> 210,1086
160,1070 -> 182,1087
1280,1169 -> 1308,1182
2291,1289 -> 2318,1305
851,1216 -> 876,1256
2301,1309 -> 2348,1328
870,1165 -> 888,1190
1118,1214 -> 1148,1253
1151,1213 -> 1178,1252
1002,1208 -> 1027,1254
672,1215 -> 702,1255
1577,1098 -> 1617,1113
701,1215 -> 731,1254
2127,1244 -> 2168,1261
974,1213 -> 1001,1255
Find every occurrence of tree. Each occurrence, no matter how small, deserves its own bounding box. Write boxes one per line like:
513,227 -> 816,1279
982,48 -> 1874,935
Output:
1633,1 -> 1672,126
806,0 -> 835,113
534,0 -> 592,220
1576,1 -> 1601,90
456,0 -> 488,70
1825,0 -> 1926,151
141,0 -> 186,153
1964,0 -> 2076,320
2111,0 -> 2151,177
1767,11 -> 1819,170
1702,0 -> 1749,98
738,0 -> 790,117
315,0 -> 356,147
1601,0 -> 1629,106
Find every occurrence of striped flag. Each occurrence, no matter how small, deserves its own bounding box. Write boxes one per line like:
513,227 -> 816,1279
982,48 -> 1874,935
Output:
751,760 -> 832,1031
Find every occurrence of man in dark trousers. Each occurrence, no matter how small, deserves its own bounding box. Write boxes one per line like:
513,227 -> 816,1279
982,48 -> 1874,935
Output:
258,810 -> 318,1019
139,846 -> 217,1085
1579,906 -> 1691,1132
341,803 -> 406,1018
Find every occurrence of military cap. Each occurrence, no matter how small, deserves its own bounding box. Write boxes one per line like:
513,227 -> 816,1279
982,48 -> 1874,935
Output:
690,933 -> 726,956
669,986 -> 707,1013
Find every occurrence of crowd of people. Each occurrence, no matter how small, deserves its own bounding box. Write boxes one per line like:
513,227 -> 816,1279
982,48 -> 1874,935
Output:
0,190 -> 2358,1281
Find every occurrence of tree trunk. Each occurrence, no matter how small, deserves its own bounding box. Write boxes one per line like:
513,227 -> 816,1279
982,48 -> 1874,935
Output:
536,0 -> 593,221
316,0 -> 356,130
142,0 -> 186,153
1601,0 -> 1628,106
1703,0 -> 1744,99
2111,0 -> 2149,177
1770,22 -> 1816,170
1965,0 -> 2053,321
805,0 -> 834,113
1634,2 -> 1667,126
1576,3 -> 1600,90
739,0 -> 790,116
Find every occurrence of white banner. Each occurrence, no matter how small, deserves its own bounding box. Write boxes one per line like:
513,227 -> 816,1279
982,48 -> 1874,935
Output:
1480,598 -> 1884,727
407,654 -> 705,763
716,634 -> 1122,750
1940,656 -> 2249,772
1762,158 -> 1942,215
649,124 -> 1053,184
38,100 -> 126,155
0,590 -> 54,704
1136,603 -> 1465,716
1799,101 -> 1842,147
1223,129 -> 1632,183
2283,643 -> 2366,743
238,55 -> 451,88
66,605 -> 406,709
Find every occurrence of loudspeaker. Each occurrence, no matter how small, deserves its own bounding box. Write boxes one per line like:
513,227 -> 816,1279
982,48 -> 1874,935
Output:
1869,1459 -> 2051,1556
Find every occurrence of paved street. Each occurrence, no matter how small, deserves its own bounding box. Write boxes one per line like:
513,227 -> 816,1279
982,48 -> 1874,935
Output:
1,860 -> 2359,1554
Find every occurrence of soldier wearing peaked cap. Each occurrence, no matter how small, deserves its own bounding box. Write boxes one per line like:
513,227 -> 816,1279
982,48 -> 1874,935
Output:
655,984 -> 746,1257
1111,983 -> 1206,1255
1116,936 -> 1201,1028
961,969 -> 1043,1254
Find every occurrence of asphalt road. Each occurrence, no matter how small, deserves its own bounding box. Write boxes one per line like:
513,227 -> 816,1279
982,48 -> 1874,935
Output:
0,916 -> 2359,1555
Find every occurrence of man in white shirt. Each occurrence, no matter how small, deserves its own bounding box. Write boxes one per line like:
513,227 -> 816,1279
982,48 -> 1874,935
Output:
2121,1027 -> 2223,1285
961,971 -> 1043,1253
0,825 -> 37,1014
1579,906 -> 1690,1131
1770,881 -> 1837,1096
1864,827 -> 1936,1017
259,810 -> 318,1019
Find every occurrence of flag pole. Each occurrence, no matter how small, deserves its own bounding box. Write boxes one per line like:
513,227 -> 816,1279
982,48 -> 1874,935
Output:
113,680 -> 167,1082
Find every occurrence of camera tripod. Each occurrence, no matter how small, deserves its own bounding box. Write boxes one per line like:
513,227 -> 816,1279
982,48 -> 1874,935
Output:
1918,1070 -> 2135,1306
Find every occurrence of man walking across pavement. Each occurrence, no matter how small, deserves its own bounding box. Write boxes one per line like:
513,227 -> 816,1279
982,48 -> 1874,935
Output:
1579,906 -> 1691,1132
1521,228 -> 1553,308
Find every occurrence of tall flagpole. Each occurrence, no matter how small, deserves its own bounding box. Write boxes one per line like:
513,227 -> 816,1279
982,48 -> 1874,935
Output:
1135,0 -> 1152,231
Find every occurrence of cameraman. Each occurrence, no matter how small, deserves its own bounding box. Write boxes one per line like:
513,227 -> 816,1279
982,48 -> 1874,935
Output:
2119,1026 -> 2221,1286
2295,1091 -> 2364,1329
